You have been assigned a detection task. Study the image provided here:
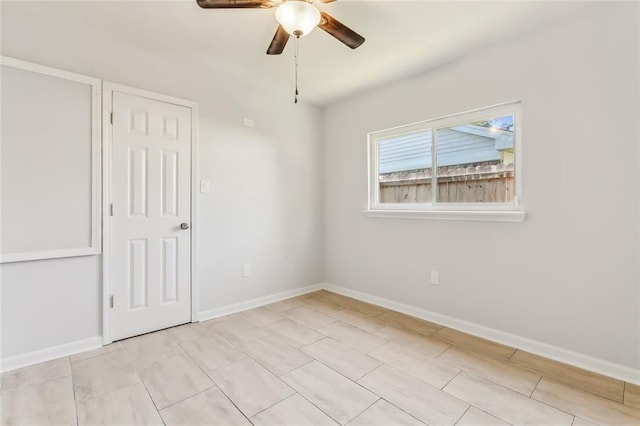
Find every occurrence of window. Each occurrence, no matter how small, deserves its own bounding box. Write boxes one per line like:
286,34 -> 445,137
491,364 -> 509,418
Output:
367,102 -> 524,222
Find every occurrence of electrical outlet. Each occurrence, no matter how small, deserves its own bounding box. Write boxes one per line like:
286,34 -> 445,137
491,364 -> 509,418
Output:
242,264 -> 251,278
430,270 -> 440,285
243,118 -> 254,128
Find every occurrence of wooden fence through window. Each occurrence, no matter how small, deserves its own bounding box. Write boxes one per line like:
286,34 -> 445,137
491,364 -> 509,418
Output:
379,163 -> 515,204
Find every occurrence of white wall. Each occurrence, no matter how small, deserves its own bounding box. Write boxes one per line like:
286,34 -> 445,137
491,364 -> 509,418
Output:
0,3 -> 323,359
323,3 -> 639,369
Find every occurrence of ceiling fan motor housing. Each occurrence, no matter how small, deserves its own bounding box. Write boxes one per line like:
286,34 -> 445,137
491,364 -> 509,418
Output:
275,0 -> 321,37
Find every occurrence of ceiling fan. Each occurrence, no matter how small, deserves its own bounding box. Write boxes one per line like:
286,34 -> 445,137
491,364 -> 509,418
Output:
196,0 -> 365,55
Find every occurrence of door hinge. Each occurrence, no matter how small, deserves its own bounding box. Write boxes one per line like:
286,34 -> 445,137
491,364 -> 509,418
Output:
110,203 -> 113,216
109,295 -> 114,309
110,112 -> 113,124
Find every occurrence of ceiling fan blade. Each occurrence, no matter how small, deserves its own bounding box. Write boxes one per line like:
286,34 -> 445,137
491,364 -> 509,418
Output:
317,0 -> 337,3
196,0 -> 275,9
267,25 -> 290,55
318,12 -> 365,49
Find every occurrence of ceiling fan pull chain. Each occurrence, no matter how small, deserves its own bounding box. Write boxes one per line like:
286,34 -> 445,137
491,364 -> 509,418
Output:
294,35 -> 299,104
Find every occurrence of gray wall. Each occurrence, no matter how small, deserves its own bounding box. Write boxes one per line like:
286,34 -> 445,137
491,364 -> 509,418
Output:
322,3 -> 639,369
2,1 -> 638,374
1,65 -> 96,255
0,3 -> 324,358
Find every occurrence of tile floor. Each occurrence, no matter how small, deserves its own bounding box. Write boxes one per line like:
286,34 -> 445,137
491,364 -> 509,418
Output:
1,290 -> 639,426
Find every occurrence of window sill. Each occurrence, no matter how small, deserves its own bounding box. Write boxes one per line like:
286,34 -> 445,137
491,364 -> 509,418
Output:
363,209 -> 526,222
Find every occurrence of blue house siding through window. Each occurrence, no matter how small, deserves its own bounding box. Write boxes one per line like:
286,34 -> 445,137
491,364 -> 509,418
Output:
378,125 -> 513,174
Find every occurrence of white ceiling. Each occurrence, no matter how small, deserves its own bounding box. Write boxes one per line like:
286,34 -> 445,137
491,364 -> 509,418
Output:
1,1 -> 585,106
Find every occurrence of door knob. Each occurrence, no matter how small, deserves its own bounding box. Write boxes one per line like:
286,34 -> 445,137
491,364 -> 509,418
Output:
180,222 -> 190,230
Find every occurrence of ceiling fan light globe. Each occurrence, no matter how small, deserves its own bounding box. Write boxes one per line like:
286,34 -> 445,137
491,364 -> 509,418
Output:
275,1 -> 321,37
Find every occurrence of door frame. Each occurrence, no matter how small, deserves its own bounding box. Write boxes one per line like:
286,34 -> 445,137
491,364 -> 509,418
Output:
101,82 -> 199,345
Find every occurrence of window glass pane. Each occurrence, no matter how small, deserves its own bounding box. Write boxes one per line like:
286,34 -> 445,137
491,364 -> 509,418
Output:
435,114 -> 514,203
378,130 -> 432,204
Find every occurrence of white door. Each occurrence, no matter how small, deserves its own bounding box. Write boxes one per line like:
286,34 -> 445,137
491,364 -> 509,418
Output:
110,92 -> 192,341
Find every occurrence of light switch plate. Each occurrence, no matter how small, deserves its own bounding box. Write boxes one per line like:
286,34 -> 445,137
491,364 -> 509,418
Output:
430,270 -> 440,285
200,180 -> 210,194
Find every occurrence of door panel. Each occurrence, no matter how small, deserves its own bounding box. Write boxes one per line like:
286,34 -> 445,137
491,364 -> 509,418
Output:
111,92 -> 192,341
161,237 -> 178,304
161,151 -> 179,217
128,239 -> 148,309
129,147 -> 148,217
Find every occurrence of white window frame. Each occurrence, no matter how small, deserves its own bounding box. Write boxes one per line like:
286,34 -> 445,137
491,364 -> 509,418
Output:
366,102 -> 525,222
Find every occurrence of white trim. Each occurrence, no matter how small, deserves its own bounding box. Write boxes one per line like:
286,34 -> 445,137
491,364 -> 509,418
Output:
0,337 -> 102,373
198,283 -> 324,322
2,284 -> 323,373
369,101 -> 521,139
323,283 -> 640,386
0,56 -> 102,264
4,282 -> 637,385
191,104 -> 200,323
103,83 -> 199,110
0,248 -> 101,264
102,82 -> 113,345
367,102 -> 523,219
0,56 -> 100,86
364,209 -> 525,222
101,82 -> 199,344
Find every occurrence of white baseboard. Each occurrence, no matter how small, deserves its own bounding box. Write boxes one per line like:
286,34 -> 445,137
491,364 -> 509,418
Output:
324,283 -> 640,386
4,282 -> 636,386
0,284 -> 324,373
0,336 -> 102,373
198,283 -> 324,322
